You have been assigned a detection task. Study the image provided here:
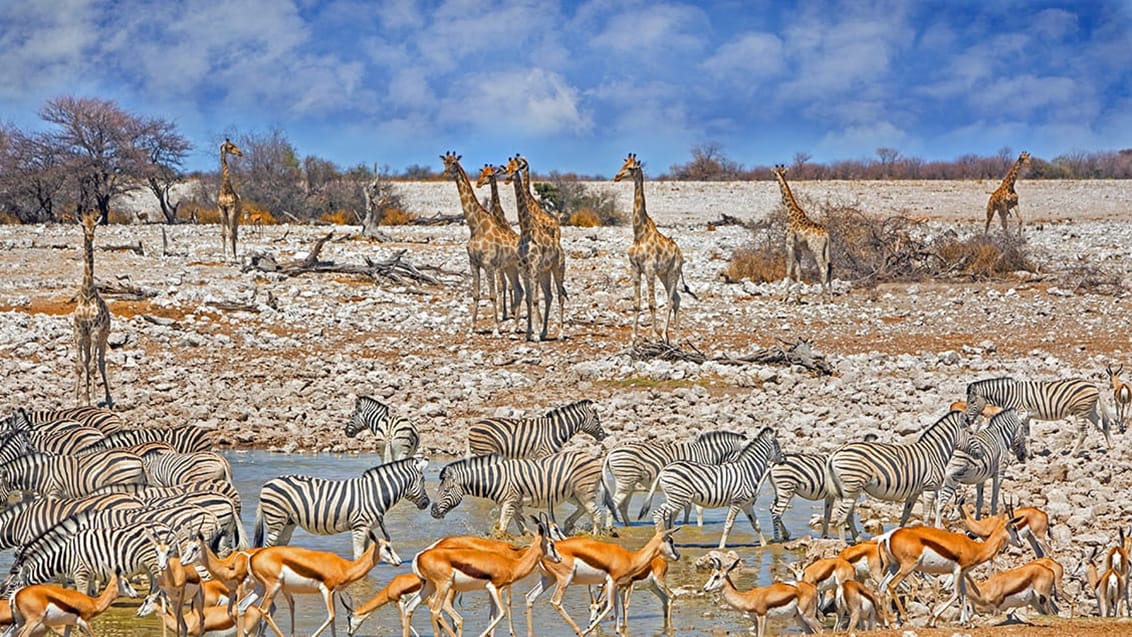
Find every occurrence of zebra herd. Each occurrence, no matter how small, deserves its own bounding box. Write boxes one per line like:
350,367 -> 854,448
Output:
0,369 -> 1125,635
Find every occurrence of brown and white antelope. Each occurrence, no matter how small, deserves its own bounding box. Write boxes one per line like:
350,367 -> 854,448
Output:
410,516 -> 560,637
877,507 -> 1023,625
1105,528 -> 1131,616
193,531 -> 263,632
702,556 -> 822,637
342,572 -> 422,637
1106,364 -> 1131,431
138,590 -> 266,637
148,526 -> 205,637
836,578 -> 887,631
586,555 -> 674,633
1087,547 -> 1125,618
838,539 -> 884,586
965,559 -> 1059,617
956,498 -> 1052,558
8,570 -> 137,637
248,530 -> 401,637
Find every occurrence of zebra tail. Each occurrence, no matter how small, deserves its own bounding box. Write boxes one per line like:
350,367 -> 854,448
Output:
638,475 -> 662,521
823,457 -> 845,500
598,477 -> 621,526
680,270 -> 698,301
252,503 -> 264,548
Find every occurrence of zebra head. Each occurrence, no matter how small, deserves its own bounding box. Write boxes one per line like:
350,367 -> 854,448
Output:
346,397 -> 388,438
703,556 -> 742,592
430,464 -> 463,519
407,457 -> 431,511
574,400 -> 607,442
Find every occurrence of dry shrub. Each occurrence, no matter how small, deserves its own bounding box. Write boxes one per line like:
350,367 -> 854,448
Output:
0,210 -> 22,225
567,208 -> 602,227
725,245 -> 786,282
320,209 -> 357,225
106,209 -> 134,224
933,233 -> 1033,279
192,206 -> 222,224
381,207 -> 415,225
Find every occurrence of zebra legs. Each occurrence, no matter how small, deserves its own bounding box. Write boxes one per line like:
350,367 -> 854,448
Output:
718,502 -> 767,549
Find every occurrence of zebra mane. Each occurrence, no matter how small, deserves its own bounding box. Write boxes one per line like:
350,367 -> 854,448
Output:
968,377 -> 1015,392
360,457 -> 419,478
917,410 -> 969,441
544,399 -> 593,417
439,454 -> 501,480
356,396 -> 389,412
693,430 -> 746,444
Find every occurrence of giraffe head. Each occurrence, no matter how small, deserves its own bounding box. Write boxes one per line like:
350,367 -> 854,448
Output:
1019,151 -> 1031,165
475,164 -> 495,189
79,210 -> 98,238
612,153 -> 641,182
439,151 -> 462,178
772,163 -> 787,179
501,154 -> 525,185
220,138 -> 243,157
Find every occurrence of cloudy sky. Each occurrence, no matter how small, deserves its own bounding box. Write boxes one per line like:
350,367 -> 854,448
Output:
2,0 -> 1129,176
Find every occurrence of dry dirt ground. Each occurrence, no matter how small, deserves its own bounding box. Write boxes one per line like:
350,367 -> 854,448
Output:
2,179 -> 1132,634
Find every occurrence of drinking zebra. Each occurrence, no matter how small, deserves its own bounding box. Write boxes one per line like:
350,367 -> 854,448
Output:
935,408 -> 1029,524
0,449 -> 147,500
254,457 -> 429,559
965,376 -> 1116,456
431,451 -> 606,535
0,492 -> 143,550
345,397 -> 420,462
826,410 -> 971,542
79,425 -> 213,454
602,430 -> 749,527
466,399 -> 605,458
640,427 -> 784,549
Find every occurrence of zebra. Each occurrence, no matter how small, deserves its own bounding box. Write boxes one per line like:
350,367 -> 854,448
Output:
15,503 -> 225,557
0,449 -> 147,500
345,397 -> 420,462
431,451 -> 606,535
768,452 -> 836,542
639,427 -> 784,549
602,430 -> 748,527
965,376 -> 1116,456
86,482 -> 248,549
254,457 -> 429,559
144,450 -> 232,487
79,425 -> 213,454
0,428 -> 31,465
935,408 -> 1029,525
826,410 -> 971,542
8,406 -> 126,434
465,399 -> 605,459
0,492 -> 143,550
8,520 -> 172,594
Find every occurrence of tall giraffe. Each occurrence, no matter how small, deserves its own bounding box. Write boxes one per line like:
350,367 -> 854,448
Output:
772,164 -> 831,301
501,157 -> 565,342
985,151 -> 1030,234
476,164 -> 522,320
613,153 -> 694,344
507,155 -> 566,340
441,152 -> 522,336
72,211 -> 113,408
217,138 -> 244,261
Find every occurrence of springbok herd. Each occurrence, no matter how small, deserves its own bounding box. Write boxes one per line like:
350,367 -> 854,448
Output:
0,359 -> 1131,637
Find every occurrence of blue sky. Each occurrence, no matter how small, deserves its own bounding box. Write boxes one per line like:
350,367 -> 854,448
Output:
2,0 -> 1129,176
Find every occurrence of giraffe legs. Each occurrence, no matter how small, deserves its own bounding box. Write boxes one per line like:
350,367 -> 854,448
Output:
630,268 -> 642,345
662,269 -> 681,343
95,323 -> 113,408
73,324 -> 92,405
469,260 -> 483,336
646,271 -> 659,341
553,256 -> 566,341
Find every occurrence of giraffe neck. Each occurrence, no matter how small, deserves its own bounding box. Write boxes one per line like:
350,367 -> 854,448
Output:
81,230 -> 96,299
631,168 -> 654,243
511,171 -> 533,237
220,151 -> 232,190
775,173 -> 809,227
1001,158 -> 1025,191
449,162 -> 491,235
488,175 -> 505,220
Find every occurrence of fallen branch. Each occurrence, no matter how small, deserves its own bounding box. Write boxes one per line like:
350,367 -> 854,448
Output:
629,338 -> 833,375
96,280 -> 158,301
411,213 -> 464,226
206,299 -> 260,313
243,232 -> 449,286
101,242 -> 144,256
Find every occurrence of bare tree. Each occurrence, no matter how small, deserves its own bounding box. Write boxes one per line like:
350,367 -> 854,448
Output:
668,142 -> 743,180
0,128 -> 70,223
362,165 -> 403,238
137,118 -> 191,223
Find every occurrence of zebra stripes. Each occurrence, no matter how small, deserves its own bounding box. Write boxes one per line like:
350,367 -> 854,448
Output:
431,451 -> 605,535
80,426 -> 213,454
346,397 -> 420,462
11,406 -> 126,434
144,450 -> 232,486
254,457 -> 429,559
640,427 -> 783,548
466,399 -> 605,459
936,408 -> 1029,524
826,410 -> 971,542
0,449 -> 147,500
0,492 -> 143,550
15,503 -> 224,558
768,452 -> 836,542
602,430 -> 748,526
966,376 -> 1114,455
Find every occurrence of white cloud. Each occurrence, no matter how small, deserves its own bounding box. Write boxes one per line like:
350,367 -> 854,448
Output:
701,32 -> 784,80
440,68 -> 591,137
589,3 -> 707,56
0,1 -> 99,99
814,121 -> 910,158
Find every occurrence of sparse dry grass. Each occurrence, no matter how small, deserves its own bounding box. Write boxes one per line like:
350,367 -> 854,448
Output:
319,209 -> 358,225
382,207 -> 415,225
567,208 -> 603,227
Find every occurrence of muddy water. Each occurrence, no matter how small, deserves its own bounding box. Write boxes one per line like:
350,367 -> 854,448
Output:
2,451 -> 819,636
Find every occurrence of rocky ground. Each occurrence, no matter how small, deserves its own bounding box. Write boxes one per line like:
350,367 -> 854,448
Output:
2,179 -> 1131,631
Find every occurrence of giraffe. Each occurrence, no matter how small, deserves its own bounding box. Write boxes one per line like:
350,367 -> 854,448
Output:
772,164 -> 831,301
441,152 -> 523,336
217,138 -> 244,261
613,153 -> 695,344
501,156 -> 566,342
72,211 -> 113,408
985,151 -> 1031,234
476,163 -> 522,320
510,155 -> 567,339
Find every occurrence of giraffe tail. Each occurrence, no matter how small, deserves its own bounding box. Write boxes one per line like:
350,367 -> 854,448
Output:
680,270 -> 698,301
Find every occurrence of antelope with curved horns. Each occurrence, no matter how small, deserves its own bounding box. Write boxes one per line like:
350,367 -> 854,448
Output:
193,529 -> 263,633
1107,364 -> 1131,432
702,556 -> 821,637
341,572 -> 422,637
877,503 -> 1023,626
586,555 -> 674,633
409,515 -> 560,637
789,556 -> 856,625
138,589 -> 266,637
1105,527 -> 1131,615
1087,546 -> 1125,618
964,559 -> 1060,618
8,569 -> 137,637
956,497 -> 1052,558
524,524 -> 681,637
248,528 -> 401,637
147,526 -> 205,637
